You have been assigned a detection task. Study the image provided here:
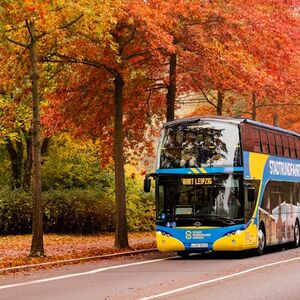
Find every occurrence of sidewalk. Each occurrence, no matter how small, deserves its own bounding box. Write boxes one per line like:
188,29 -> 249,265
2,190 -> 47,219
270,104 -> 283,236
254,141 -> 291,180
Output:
0,232 -> 156,270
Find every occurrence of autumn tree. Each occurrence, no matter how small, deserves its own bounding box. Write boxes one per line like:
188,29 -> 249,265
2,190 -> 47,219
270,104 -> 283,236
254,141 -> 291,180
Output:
147,0 -> 300,119
43,0 -> 172,248
1,5 -> 45,256
0,0 -> 84,256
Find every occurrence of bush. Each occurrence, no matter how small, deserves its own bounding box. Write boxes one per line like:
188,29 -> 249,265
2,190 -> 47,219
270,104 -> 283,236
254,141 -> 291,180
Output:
126,177 -> 155,232
0,186 -> 155,234
0,188 -> 32,234
42,134 -> 113,190
43,188 -> 116,233
0,134 -> 156,234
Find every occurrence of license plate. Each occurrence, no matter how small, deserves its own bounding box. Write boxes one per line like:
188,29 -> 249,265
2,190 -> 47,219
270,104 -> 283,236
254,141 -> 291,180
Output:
191,243 -> 208,248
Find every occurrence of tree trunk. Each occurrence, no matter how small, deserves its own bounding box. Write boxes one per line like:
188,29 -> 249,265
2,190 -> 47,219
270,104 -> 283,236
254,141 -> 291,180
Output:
217,90 -> 223,116
23,131 -> 50,191
273,113 -> 279,127
41,137 -> 50,156
166,53 -> 177,122
113,72 -> 129,249
23,127 -> 33,191
28,21 -> 44,257
6,138 -> 23,190
252,93 -> 257,121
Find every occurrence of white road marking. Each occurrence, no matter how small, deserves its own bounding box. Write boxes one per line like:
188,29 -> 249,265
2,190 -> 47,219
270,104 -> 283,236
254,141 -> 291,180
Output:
139,255 -> 300,300
0,256 -> 176,290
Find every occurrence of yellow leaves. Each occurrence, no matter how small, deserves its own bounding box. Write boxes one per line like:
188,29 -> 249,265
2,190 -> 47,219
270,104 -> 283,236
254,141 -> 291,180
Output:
73,0 -> 119,35
0,95 -> 31,141
125,164 -> 143,181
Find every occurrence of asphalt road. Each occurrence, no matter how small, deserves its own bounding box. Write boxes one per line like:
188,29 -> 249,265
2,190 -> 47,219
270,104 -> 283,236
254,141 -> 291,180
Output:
1,247 -> 300,300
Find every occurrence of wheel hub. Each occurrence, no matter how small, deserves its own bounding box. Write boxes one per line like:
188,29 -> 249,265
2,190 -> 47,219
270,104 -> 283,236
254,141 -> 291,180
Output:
295,224 -> 299,246
258,229 -> 265,252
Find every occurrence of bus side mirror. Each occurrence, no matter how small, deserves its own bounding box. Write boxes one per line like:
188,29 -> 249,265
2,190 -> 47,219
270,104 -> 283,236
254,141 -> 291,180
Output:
247,187 -> 255,202
144,178 -> 151,193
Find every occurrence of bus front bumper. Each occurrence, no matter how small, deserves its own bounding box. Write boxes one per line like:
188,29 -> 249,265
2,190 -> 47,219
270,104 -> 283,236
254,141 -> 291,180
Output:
156,224 -> 258,252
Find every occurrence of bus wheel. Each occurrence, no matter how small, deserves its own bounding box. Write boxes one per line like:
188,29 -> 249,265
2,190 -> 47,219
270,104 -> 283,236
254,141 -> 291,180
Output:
177,251 -> 190,258
256,226 -> 266,256
293,221 -> 300,248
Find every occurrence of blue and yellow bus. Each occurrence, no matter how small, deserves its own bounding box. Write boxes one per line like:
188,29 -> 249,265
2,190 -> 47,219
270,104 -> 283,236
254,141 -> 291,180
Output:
144,116 -> 300,256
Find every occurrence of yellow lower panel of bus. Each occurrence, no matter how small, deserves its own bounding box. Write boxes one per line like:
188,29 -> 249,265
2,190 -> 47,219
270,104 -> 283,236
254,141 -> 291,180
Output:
213,223 -> 258,251
156,231 -> 185,251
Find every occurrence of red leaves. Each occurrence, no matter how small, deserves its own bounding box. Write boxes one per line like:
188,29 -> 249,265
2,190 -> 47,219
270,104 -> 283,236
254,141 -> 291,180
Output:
39,0 -> 299,167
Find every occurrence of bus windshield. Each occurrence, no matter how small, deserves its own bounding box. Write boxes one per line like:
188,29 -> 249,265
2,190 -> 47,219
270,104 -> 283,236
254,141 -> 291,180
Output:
159,120 -> 241,168
157,174 -> 243,225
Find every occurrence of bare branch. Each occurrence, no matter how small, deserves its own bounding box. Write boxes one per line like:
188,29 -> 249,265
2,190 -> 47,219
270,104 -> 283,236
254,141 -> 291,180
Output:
59,13 -> 84,30
119,26 -> 137,54
6,37 -> 28,48
36,31 -> 48,40
35,14 -> 84,39
188,73 -> 217,108
200,90 -> 217,108
44,53 -> 117,76
127,56 -> 152,67
25,20 -> 34,41
125,50 -> 151,61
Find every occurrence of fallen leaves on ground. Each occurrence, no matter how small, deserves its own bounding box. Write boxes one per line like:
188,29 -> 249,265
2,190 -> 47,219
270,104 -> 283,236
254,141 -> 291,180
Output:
0,232 -> 156,270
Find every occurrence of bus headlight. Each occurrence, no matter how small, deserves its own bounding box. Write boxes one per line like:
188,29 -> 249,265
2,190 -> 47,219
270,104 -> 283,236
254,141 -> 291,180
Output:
161,231 -> 170,237
227,229 -> 242,237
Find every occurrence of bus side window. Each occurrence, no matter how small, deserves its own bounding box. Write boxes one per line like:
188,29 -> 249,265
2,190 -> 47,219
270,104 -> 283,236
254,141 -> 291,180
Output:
296,138 -> 300,159
260,130 -> 269,154
288,137 -> 296,158
253,128 -> 261,152
268,132 -> 276,155
241,124 -> 253,151
275,134 -> 283,156
282,135 -> 290,157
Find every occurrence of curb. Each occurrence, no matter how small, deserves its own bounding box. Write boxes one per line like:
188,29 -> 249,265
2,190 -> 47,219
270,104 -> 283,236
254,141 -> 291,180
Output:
0,248 -> 158,274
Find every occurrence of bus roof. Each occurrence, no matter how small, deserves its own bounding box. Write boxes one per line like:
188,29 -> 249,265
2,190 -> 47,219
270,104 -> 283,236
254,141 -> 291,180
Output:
163,116 -> 300,138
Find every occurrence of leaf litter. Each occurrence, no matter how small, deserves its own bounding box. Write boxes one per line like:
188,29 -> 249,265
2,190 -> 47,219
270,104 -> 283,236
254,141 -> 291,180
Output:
0,232 -> 156,271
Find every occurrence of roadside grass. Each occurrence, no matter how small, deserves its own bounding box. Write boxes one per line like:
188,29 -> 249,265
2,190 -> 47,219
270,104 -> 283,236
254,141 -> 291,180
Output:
0,232 -> 156,270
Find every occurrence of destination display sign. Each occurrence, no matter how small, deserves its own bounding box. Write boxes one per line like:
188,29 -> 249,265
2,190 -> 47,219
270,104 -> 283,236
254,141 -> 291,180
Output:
181,177 -> 213,185
269,160 -> 300,177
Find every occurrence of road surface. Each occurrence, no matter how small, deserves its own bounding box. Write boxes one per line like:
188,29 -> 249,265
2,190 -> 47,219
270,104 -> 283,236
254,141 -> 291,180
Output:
1,247 -> 300,299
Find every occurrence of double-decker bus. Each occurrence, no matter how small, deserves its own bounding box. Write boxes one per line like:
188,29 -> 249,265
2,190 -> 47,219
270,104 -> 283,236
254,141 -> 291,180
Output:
144,116 -> 300,256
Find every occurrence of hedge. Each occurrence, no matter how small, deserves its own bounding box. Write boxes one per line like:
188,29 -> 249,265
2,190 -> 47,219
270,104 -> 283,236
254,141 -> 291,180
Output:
0,187 -> 155,234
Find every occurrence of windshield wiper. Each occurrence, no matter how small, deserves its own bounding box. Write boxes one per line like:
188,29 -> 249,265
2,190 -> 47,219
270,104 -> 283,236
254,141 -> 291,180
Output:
195,214 -> 237,225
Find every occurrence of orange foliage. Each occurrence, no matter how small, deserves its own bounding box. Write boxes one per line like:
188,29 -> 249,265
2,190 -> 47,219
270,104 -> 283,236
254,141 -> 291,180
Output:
256,105 -> 300,132
43,1 -> 169,166
189,101 -> 300,133
0,233 -> 155,271
1,0 -> 299,161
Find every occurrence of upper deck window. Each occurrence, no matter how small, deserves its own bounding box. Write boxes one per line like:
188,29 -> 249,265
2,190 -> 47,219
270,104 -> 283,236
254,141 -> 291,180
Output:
241,122 -> 300,158
159,120 -> 241,168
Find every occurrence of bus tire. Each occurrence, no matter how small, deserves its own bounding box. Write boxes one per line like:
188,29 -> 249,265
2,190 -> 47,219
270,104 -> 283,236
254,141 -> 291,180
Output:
293,221 -> 300,248
256,224 -> 266,256
177,251 -> 190,258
